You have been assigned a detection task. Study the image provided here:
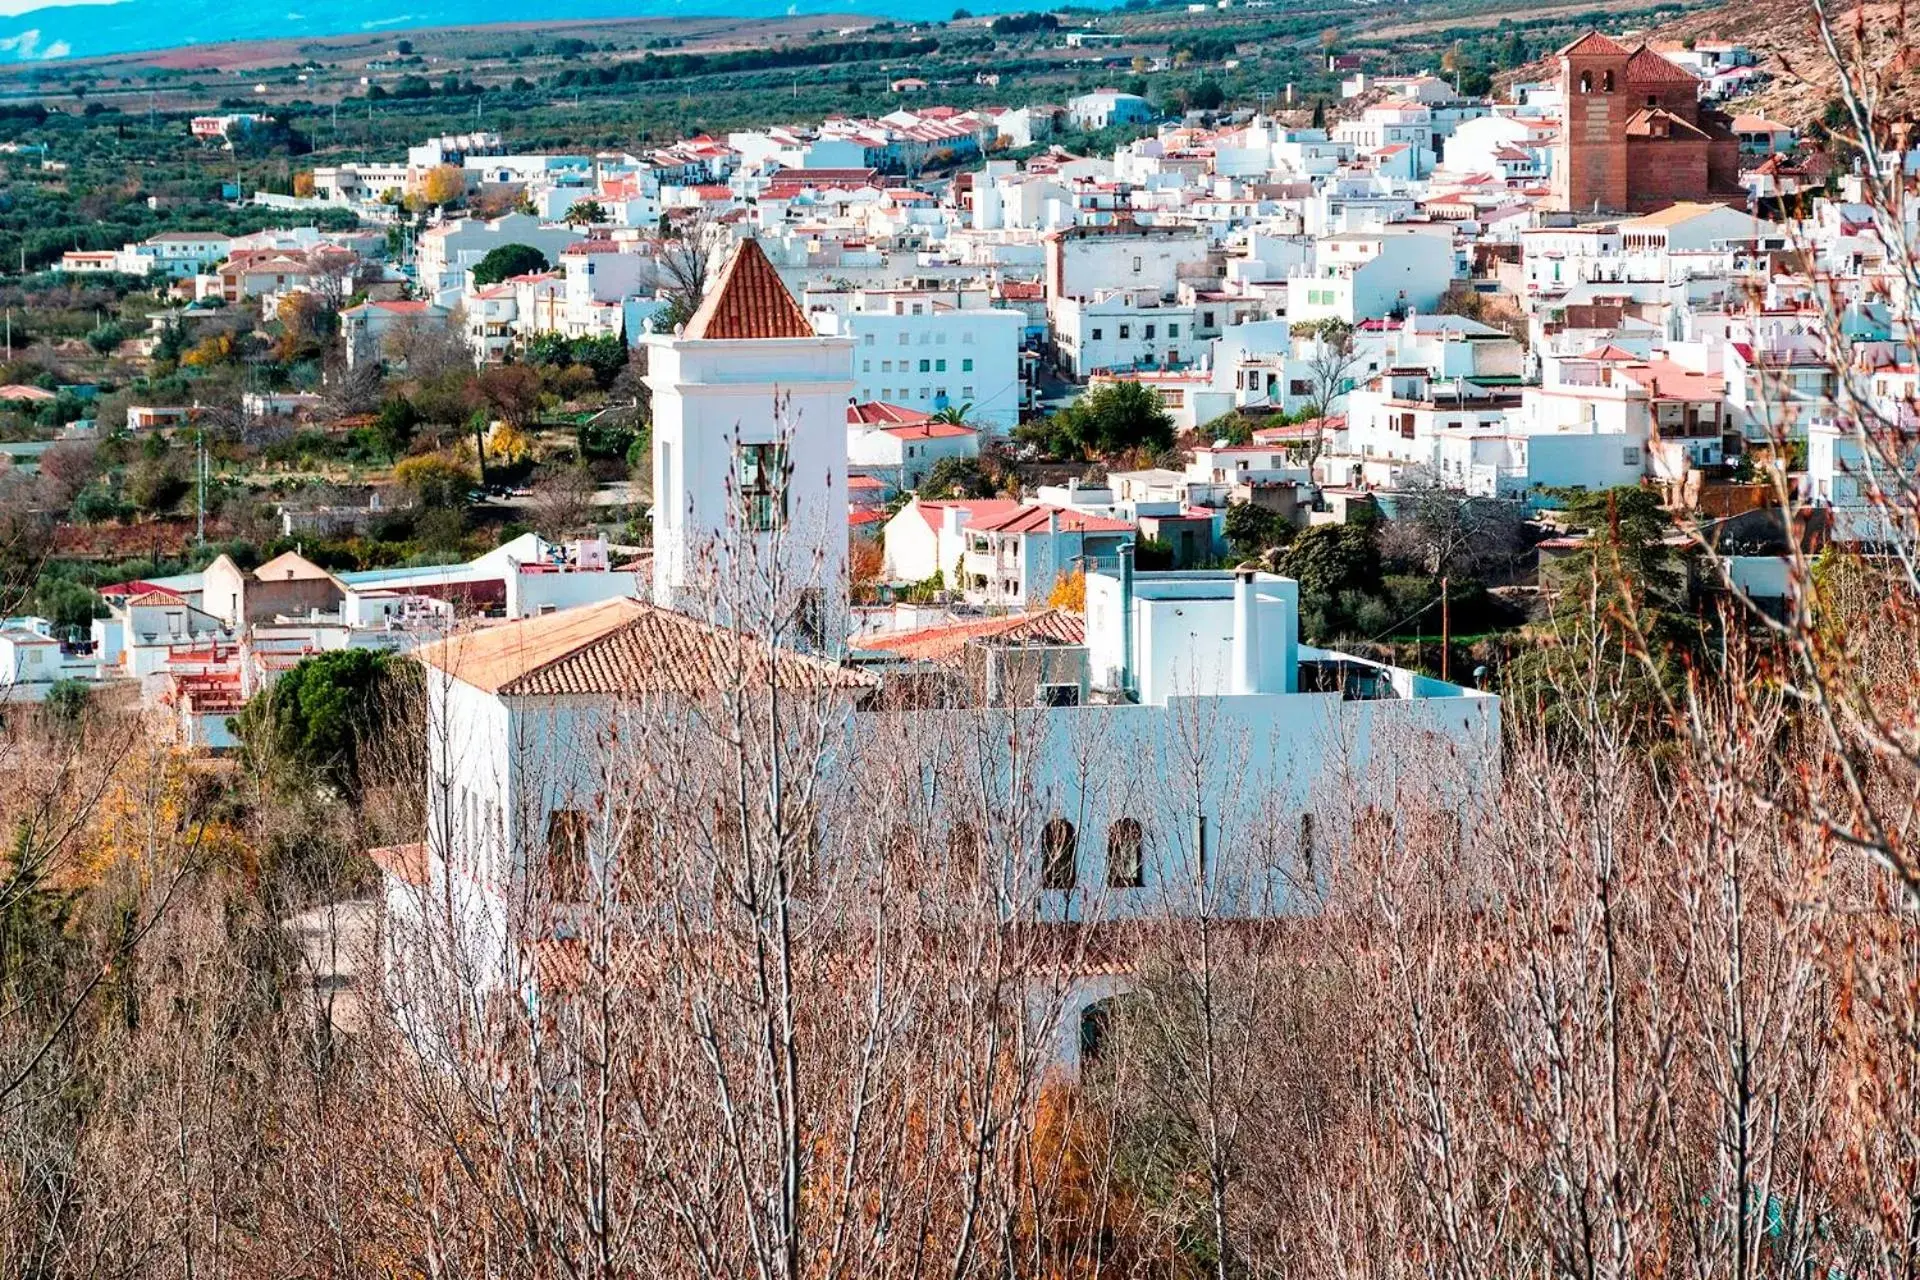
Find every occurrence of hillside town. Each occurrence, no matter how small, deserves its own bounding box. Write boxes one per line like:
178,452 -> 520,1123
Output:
5,26 -> 1890,1017
6,12 -> 1920,1274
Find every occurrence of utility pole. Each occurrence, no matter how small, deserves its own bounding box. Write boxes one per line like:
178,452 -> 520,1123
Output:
195,428 -> 206,544
1439,574 -> 1450,683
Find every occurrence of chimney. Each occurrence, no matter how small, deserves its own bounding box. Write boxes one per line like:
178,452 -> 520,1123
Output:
941,502 -> 965,543
1118,542 -> 1136,701
1232,568 -> 1262,696
1047,508 -> 1059,536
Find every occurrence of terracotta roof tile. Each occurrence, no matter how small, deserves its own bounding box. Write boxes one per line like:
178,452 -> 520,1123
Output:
413,597 -> 875,698
1626,45 -> 1702,86
683,239 -> 816,341
367,842 -> 429,887
1558,30 -> 1632,58
968,504 -> 1134,535
854,609 -> 1085,664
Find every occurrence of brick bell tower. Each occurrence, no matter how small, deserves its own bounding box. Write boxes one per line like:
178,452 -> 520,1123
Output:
1553,31 -> 1635,213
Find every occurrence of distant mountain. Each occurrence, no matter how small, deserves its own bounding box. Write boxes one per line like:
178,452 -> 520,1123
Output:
0,0 -> 1002,64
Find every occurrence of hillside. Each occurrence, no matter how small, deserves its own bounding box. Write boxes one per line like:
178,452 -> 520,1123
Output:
1519,0 -> 1920,129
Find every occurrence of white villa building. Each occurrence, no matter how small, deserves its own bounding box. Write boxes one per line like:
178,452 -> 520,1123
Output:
372,237 -> 1503,1070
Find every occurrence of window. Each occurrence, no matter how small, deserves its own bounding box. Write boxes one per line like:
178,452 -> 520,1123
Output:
898,332 -> 910,346
546,809 -> 589,901
949,822 -> 986,875
1091,327 -> 1103,341
1203,310 -> 1215,327
920,386 -> 931,400
862,359 -> 871,372
1603,69 -> 1615,92
962,330 -> 974,344
1080,1000 -> 1113,1063
737,442 -> 788,532
1107,818 -> 1144,888
919,358 -> 931,373
1168,323 -> 1179,338
1623,446 -> 1642,466
1131,255 -> 1142,272
962,386 -> 975,399
935,332 -> 947,345
935,358 -> 947,372
1144,324 -> 1156,340
863,333 -> 875,346
1119,324 -> 1131,340
1041,818 -> 1077,889
659,441 -> 673,528
1580,70 -> 1593,93
962,358 -> 974,372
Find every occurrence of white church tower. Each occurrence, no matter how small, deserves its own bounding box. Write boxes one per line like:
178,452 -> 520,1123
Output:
644,238 -> 854,622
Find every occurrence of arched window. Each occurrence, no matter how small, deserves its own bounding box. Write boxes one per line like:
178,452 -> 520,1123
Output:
1041,818 -> 1077,890
1080,999 -> 1114,1064
1602,69 -> 1615,92
1579,70 -> 1593,93
546,808 -> 589,902
1107,818 -> 1144,888
948,821 -> 986,875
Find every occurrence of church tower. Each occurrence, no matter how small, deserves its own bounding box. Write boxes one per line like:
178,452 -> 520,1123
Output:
1553,30 -> 1634,213
645,238 -> 854,622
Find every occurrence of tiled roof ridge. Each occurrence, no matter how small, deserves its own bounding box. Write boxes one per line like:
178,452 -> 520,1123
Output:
682,238 -> 816,341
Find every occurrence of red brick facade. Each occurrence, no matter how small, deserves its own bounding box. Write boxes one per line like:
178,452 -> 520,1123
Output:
1552,31 -> 1744,213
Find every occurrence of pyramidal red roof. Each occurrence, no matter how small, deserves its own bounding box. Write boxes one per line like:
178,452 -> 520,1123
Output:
683,238 -> 815,341
1558,30 -> 1632,58
1625,45 -> 1701,85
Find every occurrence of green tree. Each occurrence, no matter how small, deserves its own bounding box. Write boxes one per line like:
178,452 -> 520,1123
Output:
1026,381 -> 1175,459
235,649 -> 413,795
126,452 -> 188,514
921,454 -> 996,498
1281,518 -> 1378,602
42,679 -> 91,726
1510,486 -> 1702,728
565,199 -> 608,227
373,396 -> 420,458
1224,501 -> 1286,557
470,243 -> 550,286
1189,78 -> 1225,111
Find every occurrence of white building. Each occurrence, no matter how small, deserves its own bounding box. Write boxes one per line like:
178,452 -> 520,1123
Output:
1286,226 -> 1457,325
811,286 -> 1025,432
1051,291 -> 1200,377
847,402 -> 980,492
1067,90 -> 1155,131
646,238 -> 853,618
417,213 -> 586,296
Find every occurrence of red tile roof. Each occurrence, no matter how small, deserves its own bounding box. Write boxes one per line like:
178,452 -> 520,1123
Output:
855,609 -> 1085,663
1626,45 -> 1701,86
413,597 -> 875,697
915,498 -> 1021,530
1558,30 -> 1632,58
683,238 -> 816,341
882,421 -> 975,439
847,401 -> 932,426
968,505 -> 1133,535
367,842 -> 429,887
